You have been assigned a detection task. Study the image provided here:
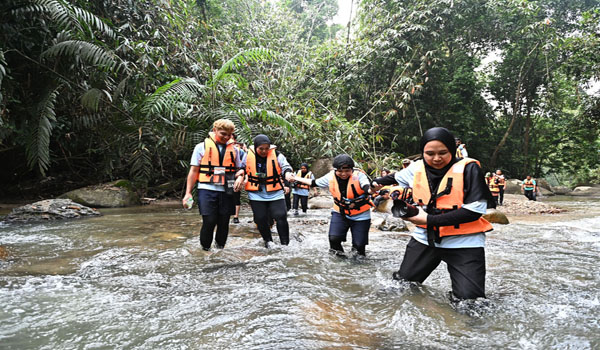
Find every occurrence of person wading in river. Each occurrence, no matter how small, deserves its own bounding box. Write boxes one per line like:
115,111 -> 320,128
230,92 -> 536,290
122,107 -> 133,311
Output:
373,127 -> 494,301
291,154 -> 374,257
245,134 -> 295,248
182,119 -> 246,251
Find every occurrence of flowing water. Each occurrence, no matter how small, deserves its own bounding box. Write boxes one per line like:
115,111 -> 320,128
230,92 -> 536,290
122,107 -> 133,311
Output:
1,198 -> 599,349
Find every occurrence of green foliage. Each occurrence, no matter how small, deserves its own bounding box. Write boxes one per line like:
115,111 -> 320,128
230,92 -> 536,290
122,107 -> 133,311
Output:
0,0 -> 599,196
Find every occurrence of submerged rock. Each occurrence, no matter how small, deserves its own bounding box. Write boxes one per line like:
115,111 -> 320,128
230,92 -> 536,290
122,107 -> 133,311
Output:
2,199 -> 101,223
60,179 -> 140,207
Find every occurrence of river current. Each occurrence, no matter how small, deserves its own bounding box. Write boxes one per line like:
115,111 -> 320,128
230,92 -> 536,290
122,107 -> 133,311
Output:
1,197 -> 599,349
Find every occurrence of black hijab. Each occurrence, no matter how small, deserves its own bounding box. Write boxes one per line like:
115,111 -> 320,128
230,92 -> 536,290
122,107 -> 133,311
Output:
420,127 -> 457,194
300,162 -> 309,175
253,134 -> 271,163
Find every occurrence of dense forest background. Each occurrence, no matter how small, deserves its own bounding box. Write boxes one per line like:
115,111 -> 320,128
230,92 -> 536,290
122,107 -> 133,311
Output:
1,0 -> 599,199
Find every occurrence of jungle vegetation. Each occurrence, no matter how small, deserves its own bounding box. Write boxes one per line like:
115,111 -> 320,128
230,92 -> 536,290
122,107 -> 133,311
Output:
0,0 -> 598,198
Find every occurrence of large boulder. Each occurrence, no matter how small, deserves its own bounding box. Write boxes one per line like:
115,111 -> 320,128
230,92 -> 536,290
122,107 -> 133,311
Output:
551,186 -> 571,195
570,186 -> 600,197
308,196 -> 334,209
60,180 -> 140,207
2,199 -> 101,223
483,209 -> 509,224
536,178 -> 552,191
538,186 -> 554,197
503,179 -> 522,194
311,158 -> 333,178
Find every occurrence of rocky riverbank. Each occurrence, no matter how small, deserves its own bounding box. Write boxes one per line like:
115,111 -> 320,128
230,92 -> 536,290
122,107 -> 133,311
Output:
496,194 -> 565,215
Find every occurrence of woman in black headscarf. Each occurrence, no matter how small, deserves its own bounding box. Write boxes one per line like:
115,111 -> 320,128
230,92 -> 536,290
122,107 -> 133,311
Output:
291,154 -> 374,257
291,162 -> 315,215
245,134 -> 295,247
372,127 -> 493,300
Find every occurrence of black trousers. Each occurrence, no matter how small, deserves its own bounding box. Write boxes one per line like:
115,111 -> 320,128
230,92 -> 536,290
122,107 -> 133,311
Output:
498,185 -> 504,204
292,194 -> 308,212
524,189 -> 536,201
395,238 -> 486,299
284,192 -> 291,211
250,199 -> 290,245
200,214 -> 230,250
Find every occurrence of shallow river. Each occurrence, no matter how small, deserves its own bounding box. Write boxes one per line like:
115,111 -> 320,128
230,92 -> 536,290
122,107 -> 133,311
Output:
1,197 -> 599,349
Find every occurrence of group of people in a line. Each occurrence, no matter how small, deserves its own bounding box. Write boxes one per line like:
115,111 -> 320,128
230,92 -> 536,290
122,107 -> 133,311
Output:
182,119 -> 499,301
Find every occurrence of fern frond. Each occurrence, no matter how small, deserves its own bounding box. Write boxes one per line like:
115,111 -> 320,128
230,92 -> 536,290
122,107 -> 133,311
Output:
73,113 -> 105,129
141,77 -> 204,116
212,48 -> 276,84
26,86 -> 60,175
13,0 -> 115,39
80,88 -> 103,112
0,49 -> 7,90
234,108 -> 296,135
43,39 -> 119,70
130,142 -> 153,184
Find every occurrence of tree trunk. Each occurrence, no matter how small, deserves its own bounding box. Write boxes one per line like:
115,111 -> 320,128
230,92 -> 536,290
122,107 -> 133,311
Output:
523,100 -> 532,174
489,42 -> 540,169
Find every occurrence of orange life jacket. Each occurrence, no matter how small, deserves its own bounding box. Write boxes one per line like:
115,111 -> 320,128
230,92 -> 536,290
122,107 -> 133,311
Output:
295,170 -> 312,190
329,170 -> 373,217
412,158 -> 493,239
488,180 -> 500,195
523,179 -> 535,190
198,132 -> 238,185
245,146 -> 283,192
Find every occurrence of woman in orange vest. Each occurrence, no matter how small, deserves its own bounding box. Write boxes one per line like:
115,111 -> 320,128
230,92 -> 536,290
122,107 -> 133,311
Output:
494,170 -> 506,205
291,163 -> 315,215
291,154 -> 374,257
245,134 -> 294,248
372,127 -> 494,301
182,119 -> 246,251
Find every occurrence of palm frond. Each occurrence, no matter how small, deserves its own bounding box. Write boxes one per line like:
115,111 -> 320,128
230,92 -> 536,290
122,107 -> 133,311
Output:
13,0 -> 115,39
130,142 -> 153,184
235,108 -> 296,136
141,77 -> 204,116
26,86 -> 60,175
212,48 -> 276,84
0,49 -> 7,90
73,113 -> 105,129
42,39 -> 119,71
80,87 -> 107,112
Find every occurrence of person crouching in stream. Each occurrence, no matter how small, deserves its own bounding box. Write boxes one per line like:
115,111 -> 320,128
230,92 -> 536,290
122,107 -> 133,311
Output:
245,134 -> 295,248
372,127 -> 494,301
290,154 -> 374,257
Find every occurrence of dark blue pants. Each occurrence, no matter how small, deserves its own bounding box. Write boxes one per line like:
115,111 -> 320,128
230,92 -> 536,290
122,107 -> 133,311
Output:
328,211 -> 370,255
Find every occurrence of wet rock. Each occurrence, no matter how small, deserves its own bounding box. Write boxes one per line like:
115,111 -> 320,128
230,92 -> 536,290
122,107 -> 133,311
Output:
308,196 -> 334,209
60,179 -> 140,207
503,179 -> 522,194
311,158 -> 334,178
2,199 -> 101,223
539,187 -> 554,196
483,209 -> 509,225
551,186 -> 571,195
0,245 -> 9,260
571,186 -> 600,197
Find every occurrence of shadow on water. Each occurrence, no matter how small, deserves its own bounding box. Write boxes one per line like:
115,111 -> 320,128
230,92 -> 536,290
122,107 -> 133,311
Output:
1,200 -> 599,349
